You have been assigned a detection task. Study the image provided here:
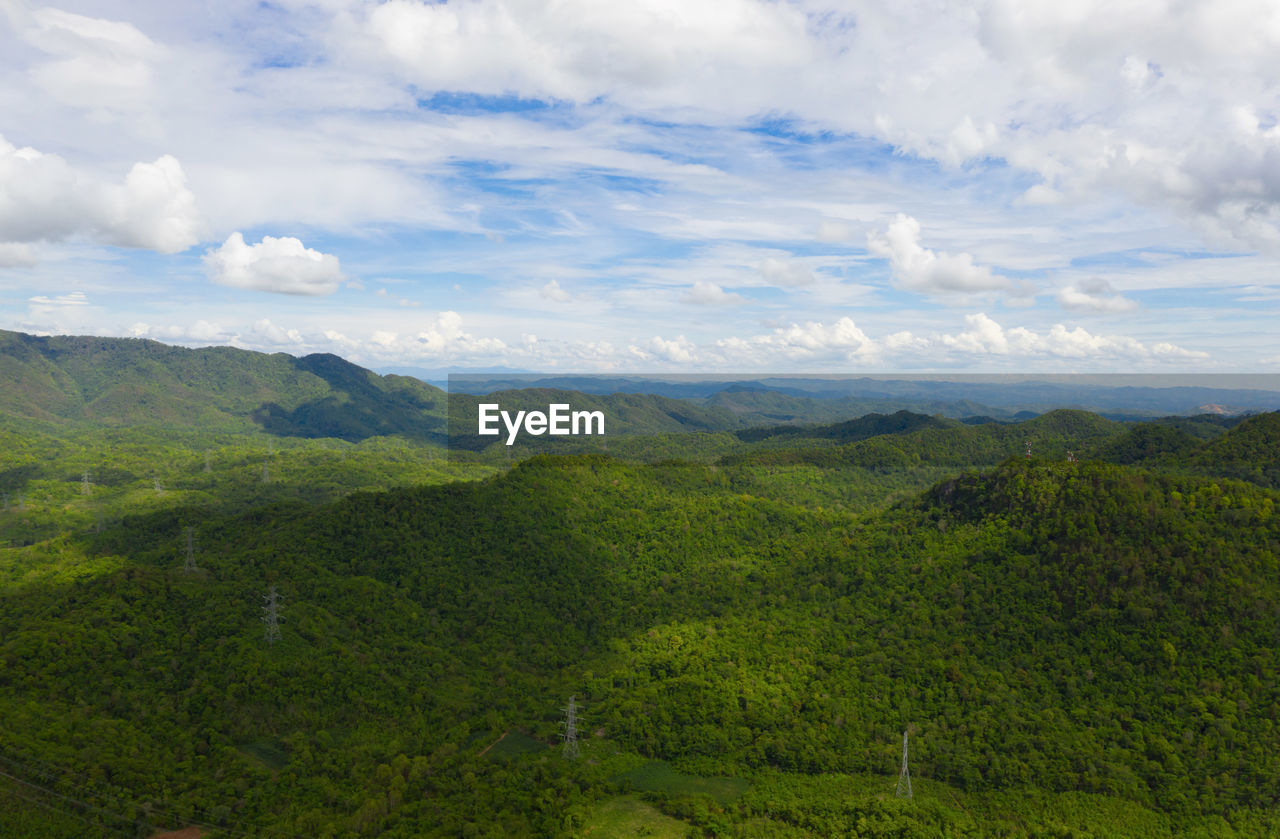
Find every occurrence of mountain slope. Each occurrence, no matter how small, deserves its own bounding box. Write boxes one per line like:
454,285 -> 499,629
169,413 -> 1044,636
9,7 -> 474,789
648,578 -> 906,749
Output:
0,329 -> 449,441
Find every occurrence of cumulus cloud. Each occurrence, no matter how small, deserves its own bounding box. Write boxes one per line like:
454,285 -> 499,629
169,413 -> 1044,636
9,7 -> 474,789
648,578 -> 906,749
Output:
204,232 -> 345,296
680,281 -> 744,305
939,313 -> 1206,361
1057,278 -> 1138,313
0,136 -> 203,257
250,318 -> 304,345
414,310 -> 507,356
632,335 -> 697,364
867,214 -> 1013,296
718,317 -> 878,363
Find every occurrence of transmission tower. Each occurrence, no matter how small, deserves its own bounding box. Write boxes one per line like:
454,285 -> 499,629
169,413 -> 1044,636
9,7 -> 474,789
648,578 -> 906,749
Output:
561,695 -> 580,759
262,586 -> 283,644
183,526 -> 199,573
262,463 -> 270,484
81,470 -> 91,496
896,730 -> 913,799
1025,439 -> 1032,460
154,476 -> 163,495
1066,450 -> 1076,463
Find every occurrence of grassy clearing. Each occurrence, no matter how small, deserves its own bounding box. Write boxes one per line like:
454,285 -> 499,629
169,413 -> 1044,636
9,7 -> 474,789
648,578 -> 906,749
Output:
615,760 -> 749,806
578,795 -> 691,839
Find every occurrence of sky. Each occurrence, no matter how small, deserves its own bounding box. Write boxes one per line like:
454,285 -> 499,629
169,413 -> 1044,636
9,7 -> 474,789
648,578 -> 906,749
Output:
1,0 -> 1279,373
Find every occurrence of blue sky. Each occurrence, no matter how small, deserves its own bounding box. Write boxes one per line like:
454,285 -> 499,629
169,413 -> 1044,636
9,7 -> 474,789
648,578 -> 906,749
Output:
2,0 -> 1279,372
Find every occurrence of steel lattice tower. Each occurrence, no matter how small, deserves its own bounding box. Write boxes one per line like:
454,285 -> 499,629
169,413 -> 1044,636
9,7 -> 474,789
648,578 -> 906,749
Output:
561,695 -> 580,759
896,731 -> 913,799
262,586 -> 283,644
183,526 -> 199,573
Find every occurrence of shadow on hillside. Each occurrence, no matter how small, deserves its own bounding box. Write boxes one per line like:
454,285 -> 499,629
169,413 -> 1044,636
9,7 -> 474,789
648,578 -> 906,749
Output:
251,354 -> 448,443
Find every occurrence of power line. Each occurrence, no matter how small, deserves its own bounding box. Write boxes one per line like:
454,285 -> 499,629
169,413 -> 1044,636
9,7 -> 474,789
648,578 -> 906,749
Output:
0,782 -> 133,838
0,766 -> 144,836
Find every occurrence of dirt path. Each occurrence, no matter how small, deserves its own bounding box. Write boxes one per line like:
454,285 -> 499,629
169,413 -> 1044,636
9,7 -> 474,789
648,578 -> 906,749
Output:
477,731 -> 509,757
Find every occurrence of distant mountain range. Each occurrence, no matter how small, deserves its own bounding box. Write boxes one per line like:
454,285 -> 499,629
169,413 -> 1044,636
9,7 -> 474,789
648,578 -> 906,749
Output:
6,331 -> 1280,447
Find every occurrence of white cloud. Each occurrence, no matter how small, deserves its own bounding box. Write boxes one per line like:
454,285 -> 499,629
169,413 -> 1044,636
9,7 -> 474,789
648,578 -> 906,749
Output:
680,281 -> 744,305
350,0 -> 1280,250
816,221 -> 854,243
22,6 -> 163,115
29,291 -> 88,307
128,320 -> 227,343
867,214 -> 1014,296
250,318 -> 304,345
1057,278 -> 1138,313
718,317 -> 878,363
360,0 -> 812,112
204,232 -> 345,296
941,312 -> 1011,354
414,310 -> 507,356
759,257 -> 815,287
883,330 -> 930,352
0,136 -> 203,257
940,312 -> 1207,361
540,280 -> 572,302
633,335 -> 697,364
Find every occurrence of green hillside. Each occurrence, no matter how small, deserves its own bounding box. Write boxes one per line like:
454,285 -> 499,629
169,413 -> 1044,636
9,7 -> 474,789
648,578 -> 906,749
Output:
0,329 -> 449,441
4,447 -> 1280,836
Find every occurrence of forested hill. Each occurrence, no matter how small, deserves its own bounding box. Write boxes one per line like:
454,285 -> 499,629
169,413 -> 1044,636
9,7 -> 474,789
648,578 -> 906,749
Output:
4,451 -> 1280,836
0,329 -> 448,441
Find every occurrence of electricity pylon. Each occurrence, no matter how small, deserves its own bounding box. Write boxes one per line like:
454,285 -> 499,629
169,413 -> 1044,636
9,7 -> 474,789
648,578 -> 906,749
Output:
561,695 -> 580,759
262,586 -> 283,644
81,470 -> 91,495
154,476 -> 163,495
1025,439 -> 1032,459
896,730 -> 912,799
183,527 -> 199,573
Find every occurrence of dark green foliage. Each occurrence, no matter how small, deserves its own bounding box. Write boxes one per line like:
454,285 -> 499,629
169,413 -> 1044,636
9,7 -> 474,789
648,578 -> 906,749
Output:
1185,412 -> 1280,488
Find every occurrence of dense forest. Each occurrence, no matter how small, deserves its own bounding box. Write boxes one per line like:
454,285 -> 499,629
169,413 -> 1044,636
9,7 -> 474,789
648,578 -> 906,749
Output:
3,334 -> 1280,837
